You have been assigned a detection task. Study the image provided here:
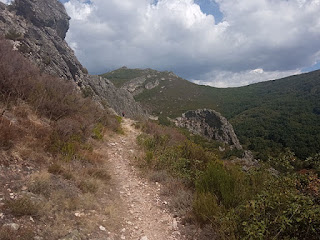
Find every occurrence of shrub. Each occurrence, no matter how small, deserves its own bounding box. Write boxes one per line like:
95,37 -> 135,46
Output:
92,123 -> 104,140
193,192 -> 222,224
5,29 -> 23,41
238,177 -> 320,239
78,178 -> 99,194
196,162 -> 241,208
48,163 -> 64,175
0,118 -> 19,150
4,196 -> 40,217
48,163 -> 73,180
28,173 -> 52,197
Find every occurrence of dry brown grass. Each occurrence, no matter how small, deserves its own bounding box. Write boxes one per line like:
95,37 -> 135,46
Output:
0,36 -> 122,239
143,121 -> 186,146
0,117 -> 20,150
86,167 -> 110,180
4,196 -> 41,217
0,225 -> 35,240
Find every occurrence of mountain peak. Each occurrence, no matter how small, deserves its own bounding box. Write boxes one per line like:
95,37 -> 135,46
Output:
13,0 -> 70,39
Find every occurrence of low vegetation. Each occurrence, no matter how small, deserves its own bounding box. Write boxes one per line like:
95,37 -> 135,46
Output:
137,121 -> 320,239
0,36 -> 121,239
104,67 -> 320,162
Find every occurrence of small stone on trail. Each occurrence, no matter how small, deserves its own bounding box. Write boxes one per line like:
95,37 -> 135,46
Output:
172,218 -> 178,230
140,236 -> 148,240
99,226 -> 106,231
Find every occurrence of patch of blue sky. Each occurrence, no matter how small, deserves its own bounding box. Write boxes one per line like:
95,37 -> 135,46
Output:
194,0 -> 223,23
302,61 -> 320,72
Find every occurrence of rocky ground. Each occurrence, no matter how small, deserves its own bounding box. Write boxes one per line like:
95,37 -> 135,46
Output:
97,118 -> 185,240
0,118 -> 185,240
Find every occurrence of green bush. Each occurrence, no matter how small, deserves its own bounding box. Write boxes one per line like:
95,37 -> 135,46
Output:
5,29 -> 23,41
92,123 -> 104,140
196,162 -> 241,208
193,192 -> 222,224
238,177 -> 320,239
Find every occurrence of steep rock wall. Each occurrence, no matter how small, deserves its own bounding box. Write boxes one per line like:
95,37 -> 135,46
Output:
0,0 -> 146,119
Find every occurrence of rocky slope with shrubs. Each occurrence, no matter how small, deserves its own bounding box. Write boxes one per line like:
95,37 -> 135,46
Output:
0,35 -> 127,239
0,0 -> 145,119
175,109 -> 242,150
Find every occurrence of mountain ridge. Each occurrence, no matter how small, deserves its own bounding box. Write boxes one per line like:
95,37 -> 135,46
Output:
102,67 -> 320,159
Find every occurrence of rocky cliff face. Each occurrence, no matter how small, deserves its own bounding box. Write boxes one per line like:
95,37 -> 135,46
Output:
88,76 -> 146,119
0,0 -> 146,119
175,109 -> 243,150
0,0 -> 85,84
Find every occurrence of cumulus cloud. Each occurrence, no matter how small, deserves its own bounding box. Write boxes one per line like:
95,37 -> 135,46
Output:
64,0 -> 320,87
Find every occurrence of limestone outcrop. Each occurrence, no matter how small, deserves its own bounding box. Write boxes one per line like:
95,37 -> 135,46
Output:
0,0 -> 146,119
87,76 -> 146,119
175,109 -> 242,150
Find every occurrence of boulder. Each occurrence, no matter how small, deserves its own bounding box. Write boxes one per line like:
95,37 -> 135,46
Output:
175,109 -> 242,150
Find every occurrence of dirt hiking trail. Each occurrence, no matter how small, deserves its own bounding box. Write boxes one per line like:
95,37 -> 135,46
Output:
97,118 -> 184,240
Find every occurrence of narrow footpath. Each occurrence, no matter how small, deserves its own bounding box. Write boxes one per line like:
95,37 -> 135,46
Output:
97,118 -> 184,240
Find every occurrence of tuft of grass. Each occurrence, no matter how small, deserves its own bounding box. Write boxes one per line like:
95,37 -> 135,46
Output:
148,170 -> 169,183
0,118 -> 19,150
78,178 -> 99,194
86,168 -> 111,182
4,196 -> 40,217
48,163 -> 74,180
28,172 -> 52,197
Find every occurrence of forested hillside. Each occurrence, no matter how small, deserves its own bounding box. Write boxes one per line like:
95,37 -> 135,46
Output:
102,68 -> 320,160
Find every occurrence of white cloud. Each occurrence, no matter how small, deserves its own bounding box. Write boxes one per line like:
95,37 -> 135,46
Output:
0,0 -> 12,4
193,69 -> 301,88
64,0 -> 320,87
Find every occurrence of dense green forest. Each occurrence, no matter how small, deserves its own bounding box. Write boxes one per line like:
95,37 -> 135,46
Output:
102,68 -> 320,161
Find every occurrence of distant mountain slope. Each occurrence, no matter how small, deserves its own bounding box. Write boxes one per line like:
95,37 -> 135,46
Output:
101,68 -> 320,159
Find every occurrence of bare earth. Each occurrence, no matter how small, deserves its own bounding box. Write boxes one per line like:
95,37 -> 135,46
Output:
97,118 -> 184,240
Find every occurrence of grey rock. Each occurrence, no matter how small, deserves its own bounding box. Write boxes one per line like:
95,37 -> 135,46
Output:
172,218 -> 178,230
140,237 -> 148,240
87,76 -> 146,120
0,2 -> 5,10
0,0 -> 147,120
0,0 -> 86,84
3,223 -> 20,231
175,109 -> 242,150
59,230 -> 82,240
123,76 -> 147,94
232,150 -> 259,170
14,0 -> 70,39
145,80 -> 159,90
34,237 -> 44,240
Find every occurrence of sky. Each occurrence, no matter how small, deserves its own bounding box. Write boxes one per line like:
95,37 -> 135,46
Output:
2,0 -> 320,87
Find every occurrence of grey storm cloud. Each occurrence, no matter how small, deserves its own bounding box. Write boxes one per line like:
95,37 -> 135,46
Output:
26,0 -> 320,87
